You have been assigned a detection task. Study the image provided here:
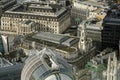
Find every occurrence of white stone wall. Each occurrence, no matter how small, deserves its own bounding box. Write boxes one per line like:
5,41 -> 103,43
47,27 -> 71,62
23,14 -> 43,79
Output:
0,4 -> 70,35
1,13 -> 70,35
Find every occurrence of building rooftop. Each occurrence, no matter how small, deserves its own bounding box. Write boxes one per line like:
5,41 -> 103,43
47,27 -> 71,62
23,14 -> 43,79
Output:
62,38 -> 79,46
0,63 -> 23,79
4,2 -> 67,18
25,32 -> 78,53
0,0 -> 16,9
23,47 -> 74,80
103,17 -> 120,25
32,32 -> 69,44
76,0 -> 108,8
31,32 -> 79,47
28,2 -> 61,10
94,48 -> 114,61
0,0 -> 14,5
78,19 -> 102,31
19,20 -> 35,26
45,74 -> 73,80
103,4 -> 120,25
87,21 -> 102,30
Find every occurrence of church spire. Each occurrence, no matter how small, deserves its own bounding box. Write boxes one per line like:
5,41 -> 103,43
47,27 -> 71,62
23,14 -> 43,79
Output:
106,52 -> 118,80
107,55 -> 111,80
78,20 -> 87,53
113,53 -> 117,80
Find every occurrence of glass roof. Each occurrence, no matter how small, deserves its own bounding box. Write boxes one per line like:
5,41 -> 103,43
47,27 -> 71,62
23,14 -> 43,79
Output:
45,74 -> 73,80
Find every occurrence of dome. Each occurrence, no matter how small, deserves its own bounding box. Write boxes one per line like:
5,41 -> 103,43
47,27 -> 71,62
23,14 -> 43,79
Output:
45,74 -> 73,80
21,47 -> 75,80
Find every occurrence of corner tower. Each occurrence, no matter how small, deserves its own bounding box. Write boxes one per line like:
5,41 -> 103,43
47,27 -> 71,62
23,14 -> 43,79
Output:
78,20 -> 93,54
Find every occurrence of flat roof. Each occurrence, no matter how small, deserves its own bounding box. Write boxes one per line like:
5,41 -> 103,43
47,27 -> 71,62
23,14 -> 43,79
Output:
5,3 -> 67,17
103,5 -> 120,25
32,32 -> 69,44
103,17 -> 120,25
86,24 -> 102,30
19,20 -> 35,26
28,3 -> 62,10
0,63 -> 22,75
76,0 -> 107,8
0,0 -> 15,5
0,0 -> 16,10
62,38 -> 79,46
78,20 -> 102,31
25,32 -> 78,52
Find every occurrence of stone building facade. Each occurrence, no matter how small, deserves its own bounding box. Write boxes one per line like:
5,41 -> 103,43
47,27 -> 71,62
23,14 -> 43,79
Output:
67,20 -> 96,69
71,0 -> 107,25
0,0 -> 16,25
17,20 -> 38,35
71,2 -> 89,25
1,1 -> 70,35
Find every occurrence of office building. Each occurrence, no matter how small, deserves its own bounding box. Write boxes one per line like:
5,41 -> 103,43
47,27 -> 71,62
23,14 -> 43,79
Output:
71,1 -> 89,25
21,47 -> 75,80
1,1 -> 70,35
0,0 -> 16,25
71,0 -> 107,25
102,5 -> 120,50
0,0 -> 16,16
